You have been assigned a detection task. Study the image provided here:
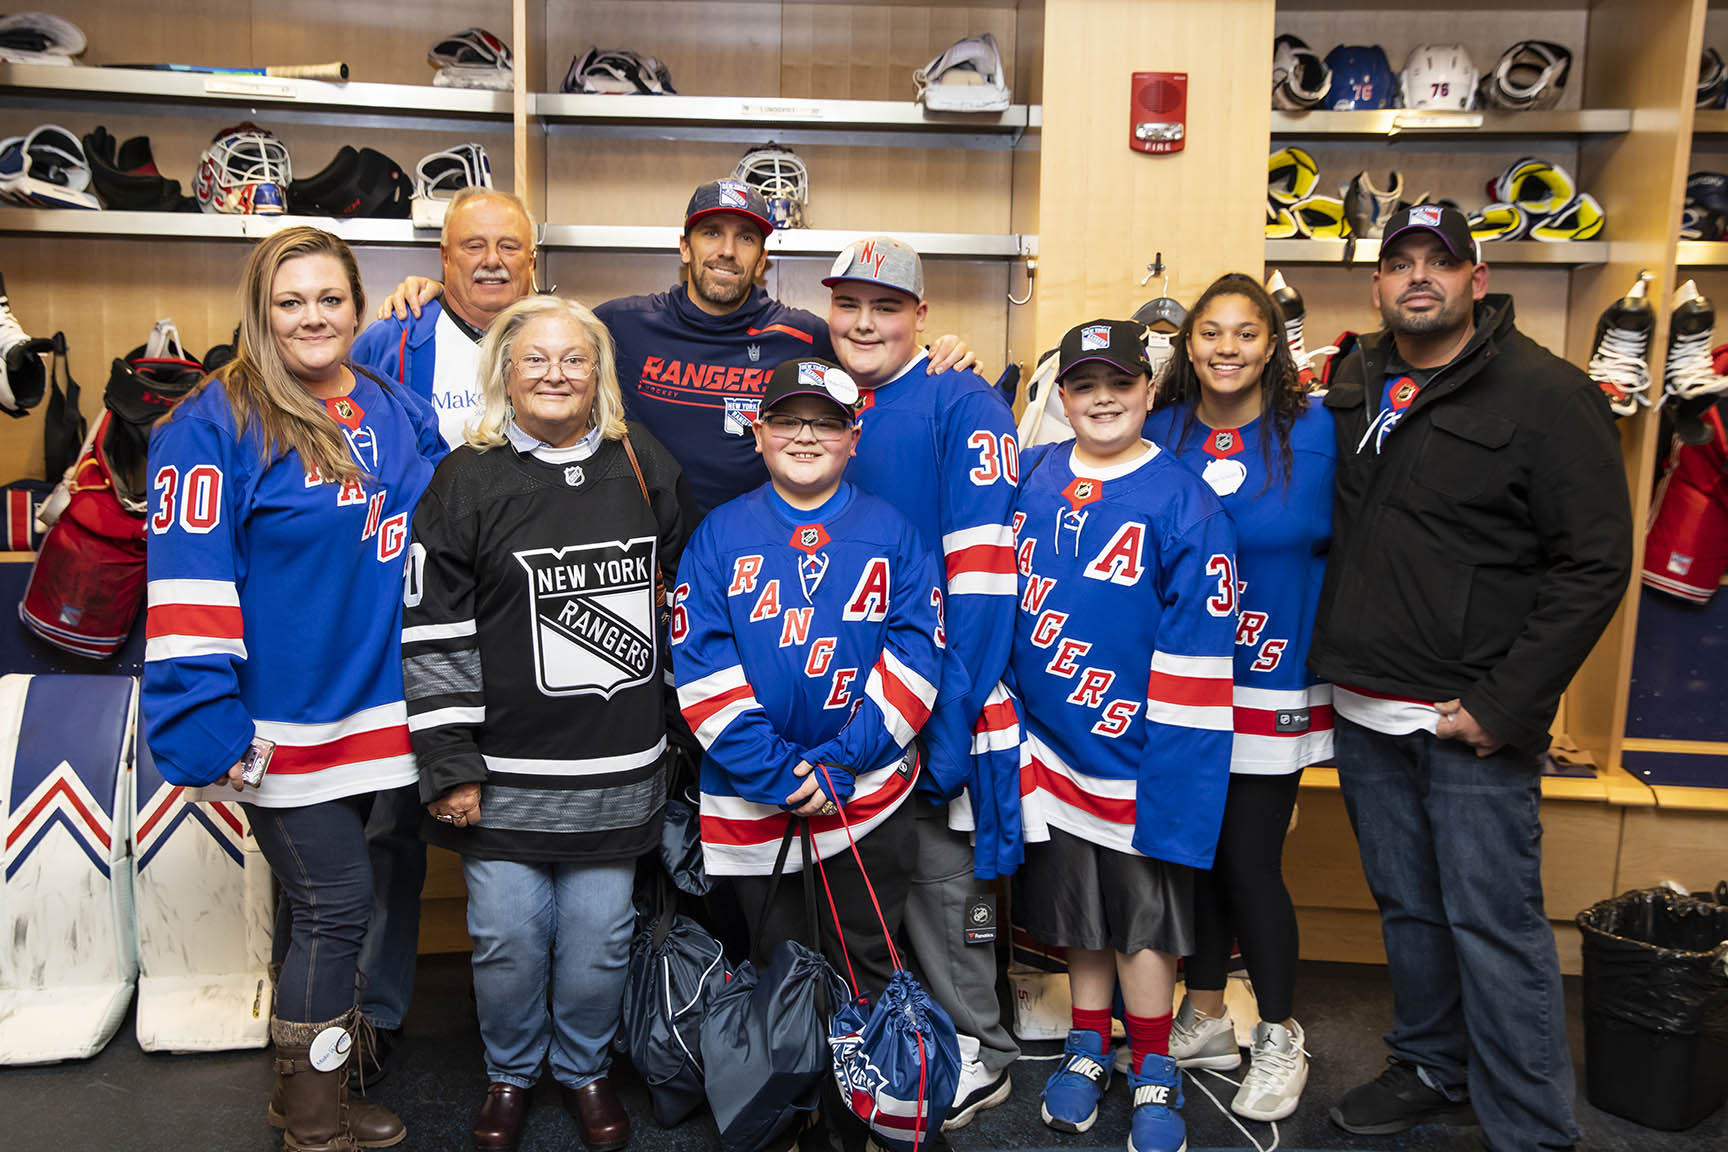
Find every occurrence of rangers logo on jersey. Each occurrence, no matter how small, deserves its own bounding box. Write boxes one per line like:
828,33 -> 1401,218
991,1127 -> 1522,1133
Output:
1080,324 -> 1111,351
514,538 -> 657,698
724,395 -> 759,436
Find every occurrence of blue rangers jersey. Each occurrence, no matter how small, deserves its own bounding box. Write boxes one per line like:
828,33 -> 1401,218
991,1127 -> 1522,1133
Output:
597,286 -> 834,518
671,483 -> 943,875
1011,442 -> 1237,868
844,352 -> 1018,813
142,368 -> 444,806
1145,395 -> 1337,774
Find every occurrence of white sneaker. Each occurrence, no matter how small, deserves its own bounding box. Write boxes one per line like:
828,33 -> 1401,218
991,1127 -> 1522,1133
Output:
1232,1018 -> 1309,1122
1169,994 -> 1241,1071
945,1056 -> 1011,1131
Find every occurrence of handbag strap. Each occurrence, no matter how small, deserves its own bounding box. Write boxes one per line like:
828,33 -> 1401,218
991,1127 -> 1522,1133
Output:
620,432 -> 668,616
813,762 -> 905,972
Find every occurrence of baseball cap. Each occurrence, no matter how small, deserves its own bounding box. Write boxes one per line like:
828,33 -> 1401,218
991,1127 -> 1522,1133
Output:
1057,319 -> 1152,381
761,357 -> 860,420
821,235 -> 924,301
684,178 -> 775,236
1379,203 -> 1480,263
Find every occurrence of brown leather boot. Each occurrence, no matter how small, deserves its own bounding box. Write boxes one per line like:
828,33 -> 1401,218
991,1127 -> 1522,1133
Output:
271,1012 -> 405,1151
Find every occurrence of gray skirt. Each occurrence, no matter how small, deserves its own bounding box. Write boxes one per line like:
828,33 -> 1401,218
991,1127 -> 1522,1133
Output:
1013,825 -> 1195,956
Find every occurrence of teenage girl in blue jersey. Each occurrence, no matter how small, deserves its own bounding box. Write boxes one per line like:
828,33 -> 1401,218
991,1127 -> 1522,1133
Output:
1145,273 -> 1336,1123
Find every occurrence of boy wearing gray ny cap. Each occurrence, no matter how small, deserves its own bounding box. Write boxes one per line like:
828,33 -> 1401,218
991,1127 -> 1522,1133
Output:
823,236 -> 1023,1125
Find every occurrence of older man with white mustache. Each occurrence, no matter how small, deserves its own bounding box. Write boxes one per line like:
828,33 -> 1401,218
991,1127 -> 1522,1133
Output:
352,187 -> 538,450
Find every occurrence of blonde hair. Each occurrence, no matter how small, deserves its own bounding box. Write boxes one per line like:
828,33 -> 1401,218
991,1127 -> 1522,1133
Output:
468,296 -> 628,450
195,226 -> 368,484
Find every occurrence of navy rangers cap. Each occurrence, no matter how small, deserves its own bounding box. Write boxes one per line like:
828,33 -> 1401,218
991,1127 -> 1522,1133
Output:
684,178 -> 775,236
1057,319 -> 1152,380
762,357 -> 860,421
1380,203 -> 1480,263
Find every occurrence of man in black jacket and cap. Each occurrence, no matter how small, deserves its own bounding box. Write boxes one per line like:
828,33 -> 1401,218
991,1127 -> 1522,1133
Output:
1309,205 -> 1631,1151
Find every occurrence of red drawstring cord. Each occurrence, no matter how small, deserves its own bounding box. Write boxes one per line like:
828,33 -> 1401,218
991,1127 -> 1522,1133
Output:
813,761 -> 930,1152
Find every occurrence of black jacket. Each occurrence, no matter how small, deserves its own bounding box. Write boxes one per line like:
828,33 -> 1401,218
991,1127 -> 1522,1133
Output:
1308,294 -> 1633,755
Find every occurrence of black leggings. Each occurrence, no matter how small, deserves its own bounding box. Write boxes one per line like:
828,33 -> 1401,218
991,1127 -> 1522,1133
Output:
1185,769 -> 1304,1023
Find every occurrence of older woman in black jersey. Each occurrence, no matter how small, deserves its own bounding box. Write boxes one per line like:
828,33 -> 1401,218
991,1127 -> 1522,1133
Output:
400,295 -> 688,1152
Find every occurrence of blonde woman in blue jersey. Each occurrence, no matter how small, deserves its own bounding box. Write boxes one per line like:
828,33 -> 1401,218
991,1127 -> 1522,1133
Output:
1145,272 -> 1337,1122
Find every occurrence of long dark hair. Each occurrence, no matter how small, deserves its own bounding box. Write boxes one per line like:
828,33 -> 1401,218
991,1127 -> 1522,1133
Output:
1153,272 -> 1306,488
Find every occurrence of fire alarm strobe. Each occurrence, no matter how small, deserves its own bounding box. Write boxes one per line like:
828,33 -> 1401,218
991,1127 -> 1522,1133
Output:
1130,71 -> 1188,154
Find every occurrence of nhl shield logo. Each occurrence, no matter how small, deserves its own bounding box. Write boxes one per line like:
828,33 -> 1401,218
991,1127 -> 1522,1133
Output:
800,527 -> 822,548
514,538 -> 658,698
1214,431 -> 1234,453
564,465 -> 585,487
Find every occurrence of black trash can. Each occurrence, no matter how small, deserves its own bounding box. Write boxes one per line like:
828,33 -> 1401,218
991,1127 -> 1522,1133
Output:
1576,887 -> 1728,1130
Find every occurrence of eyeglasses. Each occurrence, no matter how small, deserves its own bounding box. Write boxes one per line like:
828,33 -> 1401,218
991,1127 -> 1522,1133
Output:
761,413 -> 853,441
513,353 -> 596,379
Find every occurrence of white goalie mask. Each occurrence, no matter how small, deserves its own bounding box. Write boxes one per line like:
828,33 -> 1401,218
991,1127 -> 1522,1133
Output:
195,124 -> 290,215
733,144 -> 808,230
1401,44 -> 1479,111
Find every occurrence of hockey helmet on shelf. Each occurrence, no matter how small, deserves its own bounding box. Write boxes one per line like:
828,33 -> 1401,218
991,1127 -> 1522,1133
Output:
1322,44 -> 1396,110
734,143 -> 808,230
1400,44 -> 1477,112
1271,34 -> 1331,110
1477,40 -> 1571,111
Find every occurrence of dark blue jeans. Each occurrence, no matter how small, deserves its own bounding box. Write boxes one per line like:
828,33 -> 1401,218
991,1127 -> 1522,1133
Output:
356,783 -> 426,1029
248,795 -> 372,1024
1335,716 -> 1578,1152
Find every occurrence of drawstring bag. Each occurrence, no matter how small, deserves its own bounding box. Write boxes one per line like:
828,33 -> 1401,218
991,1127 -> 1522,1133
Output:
811,765 -> 961,1152
700,820 -> 850,1152
619,871 -> 731,1126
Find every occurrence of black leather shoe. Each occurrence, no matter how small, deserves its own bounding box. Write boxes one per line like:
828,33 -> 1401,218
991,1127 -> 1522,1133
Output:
560,1077 -> 630,1151
473,1082 -> 533,1151
1330,1058 -> 1475,1135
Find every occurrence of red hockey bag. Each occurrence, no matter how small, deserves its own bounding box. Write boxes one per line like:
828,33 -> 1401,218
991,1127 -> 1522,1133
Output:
20,409 -> 147,658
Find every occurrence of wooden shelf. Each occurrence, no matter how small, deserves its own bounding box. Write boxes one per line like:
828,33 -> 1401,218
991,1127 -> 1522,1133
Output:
0,208 -> 440,244
0,62 -> 511,121
540,224 -> 1034,258
532,92 -> 1038,139
1270,108 -> 1631,139
1677,240 -> 1728,266
1692,109 -> 1728,137
1266,238 -> 1608,265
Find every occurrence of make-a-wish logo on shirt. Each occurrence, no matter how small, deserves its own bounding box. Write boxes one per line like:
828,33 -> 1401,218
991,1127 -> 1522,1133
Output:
724,395 -> 760,436
514,538 -> 658,698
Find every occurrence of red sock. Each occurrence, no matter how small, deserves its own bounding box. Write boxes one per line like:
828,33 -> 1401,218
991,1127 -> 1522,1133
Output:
1072,1006 -> 1112,1056
1126,1011 -> 1173,1072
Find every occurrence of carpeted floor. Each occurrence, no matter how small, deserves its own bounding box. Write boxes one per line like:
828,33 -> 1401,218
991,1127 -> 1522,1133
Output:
2,957 -> 1722,1151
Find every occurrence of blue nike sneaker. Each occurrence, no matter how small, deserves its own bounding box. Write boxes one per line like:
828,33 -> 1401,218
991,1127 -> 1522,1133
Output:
1128,1052 -> 1187,1152
1041,1028 -> 1111,1133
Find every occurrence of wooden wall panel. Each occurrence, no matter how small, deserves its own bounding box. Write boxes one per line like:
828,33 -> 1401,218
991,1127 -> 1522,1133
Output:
779,3 -> 1016,100
1616,804 -> 1728,893
545,1 -> 782,97
1032,0 -> 1274,351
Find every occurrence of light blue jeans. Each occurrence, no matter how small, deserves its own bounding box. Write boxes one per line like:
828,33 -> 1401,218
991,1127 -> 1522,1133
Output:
461,856 -> 636,1090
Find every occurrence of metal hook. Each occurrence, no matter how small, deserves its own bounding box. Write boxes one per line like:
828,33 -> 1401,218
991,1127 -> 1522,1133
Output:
1138,251 -> 1167,289
1008,255 -> 1036,307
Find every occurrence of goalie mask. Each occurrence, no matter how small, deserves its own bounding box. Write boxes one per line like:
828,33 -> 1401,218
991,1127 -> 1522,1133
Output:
1478,40 -> 1571,111
1272,35 -> 1331,110
1401,44 -> 1477,111
195,123 -> 290,215
734,144 -> 808,230
562,46 -> 676,94
412,143 -> 492,229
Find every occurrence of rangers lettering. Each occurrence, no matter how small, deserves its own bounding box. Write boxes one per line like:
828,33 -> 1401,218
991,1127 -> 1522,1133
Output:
779,606 -> 813,647
1017,536 -> 1036,576
1252,638 -> 1287,672
1030,609 -> 1067,648
750,579 -> 782,622
377,513 -> 407,562
729,555 -> 763,595
336,477 -> 366,506
1021,574 -> 1057,615
842,558 -> 891,621
1236,610 -> 1269,646
1085,522 -> 1145,585
1067,667 -> 1116,708
1091,699 -> 1141,738
1046,637 -> 1091,678
363,491 -> 386,540
825,667 -> 857,709
805,637 -> 836,677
